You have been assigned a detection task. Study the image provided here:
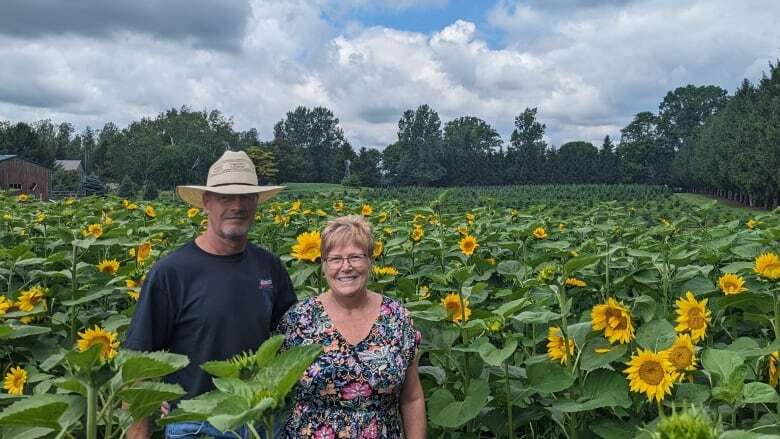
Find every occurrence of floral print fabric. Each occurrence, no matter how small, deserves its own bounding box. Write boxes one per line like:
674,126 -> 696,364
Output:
279,295 -> 420,439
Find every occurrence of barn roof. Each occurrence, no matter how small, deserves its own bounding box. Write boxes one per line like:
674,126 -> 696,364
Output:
0,154 -> 17,162
55,160 -> 83,171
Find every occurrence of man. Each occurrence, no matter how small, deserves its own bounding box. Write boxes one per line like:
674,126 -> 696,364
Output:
125,150 -> 296,438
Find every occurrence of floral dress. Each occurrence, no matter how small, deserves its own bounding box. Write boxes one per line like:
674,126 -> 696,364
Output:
278,295 -> 421,439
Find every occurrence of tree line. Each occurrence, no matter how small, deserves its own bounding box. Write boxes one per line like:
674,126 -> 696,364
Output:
1,61 -> 778,207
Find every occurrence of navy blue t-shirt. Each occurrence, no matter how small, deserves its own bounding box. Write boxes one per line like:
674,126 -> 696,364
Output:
123,241 -> 297,401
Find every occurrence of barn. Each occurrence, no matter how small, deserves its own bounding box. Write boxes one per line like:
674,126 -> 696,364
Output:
0,155 -> 51,200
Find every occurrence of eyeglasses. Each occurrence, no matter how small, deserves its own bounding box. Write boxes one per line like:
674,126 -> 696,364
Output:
324,254 -> 368,269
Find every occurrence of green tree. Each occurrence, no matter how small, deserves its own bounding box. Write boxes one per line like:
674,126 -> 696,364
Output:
507,108 -> 546,184
382,105 -> 445,186
273,106 -> 353,183
351,147 -> 382,187
555,141 -> 600,184
441,116 -> 503,186
246,144 -> 279,184
617,112 -> 665,184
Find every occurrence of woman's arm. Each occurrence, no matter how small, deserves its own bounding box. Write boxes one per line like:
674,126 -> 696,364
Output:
400,359 -> 426,439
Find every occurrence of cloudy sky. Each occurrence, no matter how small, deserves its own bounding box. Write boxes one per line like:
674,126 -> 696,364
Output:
1,0 -> 778,148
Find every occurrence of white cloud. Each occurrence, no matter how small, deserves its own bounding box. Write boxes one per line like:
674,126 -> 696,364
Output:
1,0 -> 778,151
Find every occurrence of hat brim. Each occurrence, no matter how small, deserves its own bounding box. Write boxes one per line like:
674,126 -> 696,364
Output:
176,185 -> 285,208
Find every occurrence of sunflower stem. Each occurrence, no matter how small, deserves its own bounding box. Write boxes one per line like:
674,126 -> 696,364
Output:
86,379 -> 98,439
774,289 -> 780,342
505,360 -> 514,439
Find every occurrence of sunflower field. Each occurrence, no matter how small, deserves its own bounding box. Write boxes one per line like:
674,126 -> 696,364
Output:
1,186 -> 780,438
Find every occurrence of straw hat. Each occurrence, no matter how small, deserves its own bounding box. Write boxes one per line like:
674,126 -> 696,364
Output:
176,150 -> 284,208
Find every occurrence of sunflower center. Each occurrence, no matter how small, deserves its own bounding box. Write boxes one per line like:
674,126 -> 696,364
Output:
669,346 -> 692,369
606,309 -> 627,330
638,360 -> 665,385
687,309 -> 705,329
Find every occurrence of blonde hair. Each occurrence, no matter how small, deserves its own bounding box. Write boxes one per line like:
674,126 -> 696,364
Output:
321,215 -> 375,259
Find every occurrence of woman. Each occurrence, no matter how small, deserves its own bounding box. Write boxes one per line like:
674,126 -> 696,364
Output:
279,215 -> 426,439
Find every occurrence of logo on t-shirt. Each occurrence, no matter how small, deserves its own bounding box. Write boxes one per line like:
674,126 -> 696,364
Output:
258,279 -> 273,293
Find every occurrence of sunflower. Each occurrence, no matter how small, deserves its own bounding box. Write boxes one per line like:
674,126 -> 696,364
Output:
718,273 -> 747,295
372,265 -> 399,277
333,201 -> 344,213
17,193 -> 29,202
97,259 -> 120,275
410,225 -> 424,242
532,227 -> 547,239
591,297 -> 635,344
84,223 -> 103,238
126,278 -> 142,301
558,223 -> 565,232
274,214 -> 289,226
565,277 -> 587,288
77,325 -> 120,361
769,352 -> 779,387
64,197 -> 76,206
755,252 -> 780,280
377,211 -> 388,223
373,240 -> 383,258
459,235 -> 479,256
747,219 -> 759,229
484,257 -> 496,266
624,349 -> 675,402
674,291 -> 711,342
123,200 -> 138,211
0,295 -> 12,315
34,211 -> 46,223
428,214 -> 440,225
547,326 -> 575,365
418,285 -> 430,299
3,366 -> 27,395
361,204 -> 373,217
457,225 -> 469,236
145,205 -> 156,218
187,207 -> 200,218
465,212 -> 475,225
290,200 -> 302,213
291,231 -> 321,262
441,292 -> 471,322
383,227 -> 394,236
664,334 -> 697,380
135,242 -> 152,263
316,209 -> 327,217
16,286 -> 47,312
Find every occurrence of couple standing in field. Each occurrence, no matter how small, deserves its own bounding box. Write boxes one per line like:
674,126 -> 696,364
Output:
124,150 -> 426,439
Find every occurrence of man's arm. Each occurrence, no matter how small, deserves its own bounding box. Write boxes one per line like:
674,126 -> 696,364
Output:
400,359 -> 426,439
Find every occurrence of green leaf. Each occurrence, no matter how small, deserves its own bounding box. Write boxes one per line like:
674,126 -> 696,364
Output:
492,298 -> 530,318
551,369 -> 631,413
428,379 -> 490,428
255,335 -> 285,367
580,340 -> 628,371
512,310 -> 560,324
475,339 -> 518,367
674,383 -> 710,403
590,420 -> 638,439
14,258 -> 46,268
635,319 -> 676,350
207,397 -> 275,433
418,366 -> 446,385
720,431 -> 780,439
118,382 -> 186,420
527,361 -> 575,394
720,261 -> 755,274
743,382 -> 780,404
201,361 -> 241,379
121,351 -> 190,383
60,288 -> 115,306
64,344 -> 103,374
0,395 -> 79,430
563,255 -> 600,276
496,260 -> 521,276
701,348 -> 745,383
0,325 -> 50,340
